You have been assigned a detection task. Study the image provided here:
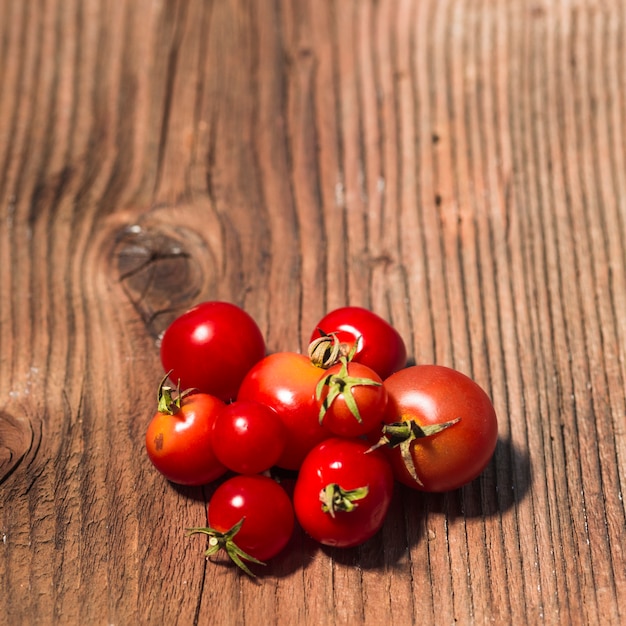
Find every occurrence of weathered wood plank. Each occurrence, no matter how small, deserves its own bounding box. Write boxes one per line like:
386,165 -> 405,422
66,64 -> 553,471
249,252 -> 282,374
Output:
1,1 -> 625,624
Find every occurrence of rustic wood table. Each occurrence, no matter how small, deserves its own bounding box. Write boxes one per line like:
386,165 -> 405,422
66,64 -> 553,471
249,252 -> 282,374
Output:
1,1 -> 625,624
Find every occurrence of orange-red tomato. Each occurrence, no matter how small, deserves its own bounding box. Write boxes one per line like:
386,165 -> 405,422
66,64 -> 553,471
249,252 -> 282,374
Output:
374,364 -> 498,492
146,386 -> 227,486
315,360 -> 387,438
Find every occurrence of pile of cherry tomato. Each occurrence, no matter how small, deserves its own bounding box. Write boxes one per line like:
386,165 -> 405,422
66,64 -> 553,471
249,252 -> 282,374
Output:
145,301 -> 498,576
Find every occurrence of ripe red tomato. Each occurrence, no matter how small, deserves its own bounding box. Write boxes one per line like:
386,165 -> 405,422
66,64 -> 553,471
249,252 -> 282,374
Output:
237,352 -> 330,470
293,438 -> 395,548
308,306 -> 407,380
188,475 -> 295,576
145,378 -> 227,486
373,364 -> 498,492
211,400 -> 287,474
315,360 -> 387,437
160,301 -> 266,402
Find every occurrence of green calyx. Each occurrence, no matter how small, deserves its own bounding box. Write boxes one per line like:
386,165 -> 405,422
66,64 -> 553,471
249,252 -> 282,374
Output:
157,371 -> 195,415
367,418 -> 461,486
319,483 -> 369,518
315,357 -> 381,424
186,518 -> 265,578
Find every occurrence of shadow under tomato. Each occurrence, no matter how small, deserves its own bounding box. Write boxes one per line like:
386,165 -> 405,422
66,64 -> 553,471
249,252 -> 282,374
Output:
320,481 -> 416,571
262,523 -> 325,579
168,471 -> 234,502
422,434 -> 531,519
255,474 -> 332,579
166,436 -> 530,577
318,435 -> 531,570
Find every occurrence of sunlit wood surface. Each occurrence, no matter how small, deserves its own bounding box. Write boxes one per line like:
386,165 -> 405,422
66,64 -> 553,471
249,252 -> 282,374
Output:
1,1 -> 625,624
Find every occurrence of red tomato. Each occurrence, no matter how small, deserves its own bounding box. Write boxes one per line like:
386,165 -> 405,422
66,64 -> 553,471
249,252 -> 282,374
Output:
308,306 -> 407,380
293,438 -> 395,548
315,360 -> 387,437
188,475 -> 295,576
373,364 -> 498,492
237,352 -> 330,470
145,378 -> 227,486
211,400 -> 287,474
160,301 -> 266,402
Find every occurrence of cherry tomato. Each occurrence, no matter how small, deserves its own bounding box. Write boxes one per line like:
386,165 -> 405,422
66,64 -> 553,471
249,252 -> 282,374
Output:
160,301 -> 266,402
145,377 -> 227,486
237,352 -> 330,470
372,364 -> 498,492
293,438 -> 395,548
188,475 -> 295,576
308,306 -> 407,380
315,360 -> 387,437
211,400 -> 287,474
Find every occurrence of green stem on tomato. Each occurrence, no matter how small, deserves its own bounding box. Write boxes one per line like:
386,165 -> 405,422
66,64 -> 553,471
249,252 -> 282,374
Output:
315,357 -> 381,424
157,370 -> 197,415
186,518 -> 266,578
319,483 -> 369,518
367,417 -> 461,486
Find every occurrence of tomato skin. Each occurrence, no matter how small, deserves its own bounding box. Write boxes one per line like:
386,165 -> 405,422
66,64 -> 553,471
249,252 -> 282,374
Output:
316,361 -> 388,438
309,306 -> 407,380
293,438 -> 394,548
211,400 -> 287,474
378,365 -> 498,492
237,352 -> 330,470
145,392 -> 227,486
208,475 -> 295,562
160,301 -> 266,402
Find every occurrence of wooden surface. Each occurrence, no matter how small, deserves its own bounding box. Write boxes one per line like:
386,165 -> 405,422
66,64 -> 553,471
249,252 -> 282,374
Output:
1,1 -> 625,624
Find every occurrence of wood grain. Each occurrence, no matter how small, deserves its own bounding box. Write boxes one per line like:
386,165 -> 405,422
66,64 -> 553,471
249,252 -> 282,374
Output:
1,1 -> 625,624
